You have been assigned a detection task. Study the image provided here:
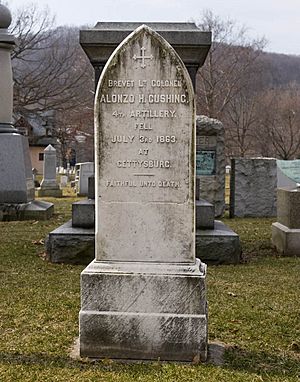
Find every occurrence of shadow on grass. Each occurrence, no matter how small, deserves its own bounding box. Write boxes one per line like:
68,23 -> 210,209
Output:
0,351 -> 161,374
224,346 -> 300,378
0,347 -> 299,378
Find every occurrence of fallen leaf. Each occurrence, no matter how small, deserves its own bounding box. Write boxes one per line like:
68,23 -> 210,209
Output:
228,292 -> 237,297
32,239 -> 44,245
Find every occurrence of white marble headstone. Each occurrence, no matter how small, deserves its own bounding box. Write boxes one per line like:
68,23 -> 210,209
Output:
95,24 -> 195,264
80,25 -> 207,362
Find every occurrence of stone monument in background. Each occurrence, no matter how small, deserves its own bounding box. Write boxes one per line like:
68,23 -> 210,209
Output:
277,159 -> 300,189
272,187 -> 300,257
0,4 -> 53,221
79,25 -> 209,361
196,115 -> 225,217
37,145 -> 62,197
230,157 -> 277,218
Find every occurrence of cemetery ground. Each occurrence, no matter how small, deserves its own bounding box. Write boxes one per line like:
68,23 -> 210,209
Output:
0,189 -> 299,382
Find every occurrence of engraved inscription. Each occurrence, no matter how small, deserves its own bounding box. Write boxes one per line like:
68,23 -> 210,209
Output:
100,73 -> 189,190
196,135 -> 217,149
95,25 -> 195,263
96,27 -> 194,203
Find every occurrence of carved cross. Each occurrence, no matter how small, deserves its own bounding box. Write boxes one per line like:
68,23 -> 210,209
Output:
133,47 -> 153,68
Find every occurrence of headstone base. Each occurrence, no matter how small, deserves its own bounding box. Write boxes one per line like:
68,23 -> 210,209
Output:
71,338 -> 225,365
272,222 -> 300,257
196,221 -> 241,264
46,220 -> 241,265
0,200 -> 53,221
45,220 -> 94,264
79,259 -> 208,362
37,187 -> 63,198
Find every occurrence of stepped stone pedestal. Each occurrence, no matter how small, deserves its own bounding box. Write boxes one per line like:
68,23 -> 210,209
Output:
46,219 -> 95,264
45,193 -> 95,264
272,187 -> 300,256
195,196 -> 241,265
80,260 -> 207,361
45,175 -> 96,264
46,179 -> 240,265
196,220 -> 241,265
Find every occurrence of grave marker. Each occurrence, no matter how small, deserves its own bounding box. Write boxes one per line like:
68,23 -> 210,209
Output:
79,25 -> 208,361
37,145 -> 62,197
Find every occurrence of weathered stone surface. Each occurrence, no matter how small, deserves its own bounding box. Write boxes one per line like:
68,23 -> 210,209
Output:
277,188 -> 300,229
80,259 -> 207,361
272,222 -> 300,257
45,220 -> 94,264
95,27 -> 195,263
196,116 -> 225,217
0,134 -> 35,203
196,199 -> 214,229
230,158 -> 277,218
81,260 -> 206,314
196,220 -> 241,265
0,200 -> 53,221
80,24 -> 208,361
72,199 -> 95,228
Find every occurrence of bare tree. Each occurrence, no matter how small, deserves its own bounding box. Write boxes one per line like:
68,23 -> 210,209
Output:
12,26 -> 93,117
225,89 -> 259,157
7,2 -> 95,165
9,2 -> 55,62
195,10 -> 266,120
258,85 -> 300,159
9,3 -> 93,117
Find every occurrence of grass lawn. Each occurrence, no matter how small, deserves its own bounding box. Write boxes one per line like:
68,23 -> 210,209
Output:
0,191 -> 299,381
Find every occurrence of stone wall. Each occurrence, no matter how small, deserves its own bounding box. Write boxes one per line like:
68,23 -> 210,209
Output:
230,157 -> 277,218
196,115 -> 225,217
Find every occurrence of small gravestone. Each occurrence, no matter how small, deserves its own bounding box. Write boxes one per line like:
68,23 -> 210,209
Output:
37,145 -> 62,197
75,162 -> 94,196
60,175 -> 68,188
272,187 -> 300,256
79,25 -> 208,361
